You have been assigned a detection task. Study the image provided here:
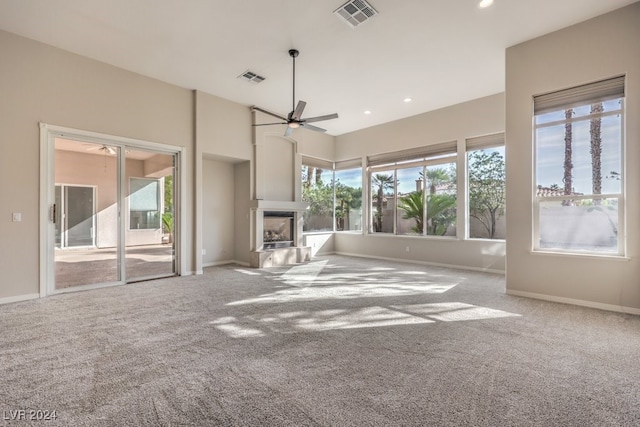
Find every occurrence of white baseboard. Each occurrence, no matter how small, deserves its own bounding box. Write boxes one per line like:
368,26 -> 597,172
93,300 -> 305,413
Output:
0,293 -> 40,306
506,289 -> 640,316
334,251 -> 505,275
202,260 -> 250,268
181,270 -> 200,276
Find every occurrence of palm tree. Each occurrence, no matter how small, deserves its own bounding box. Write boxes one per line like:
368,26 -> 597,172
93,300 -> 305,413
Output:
421,168 -> 451,195
590,102 -> 603,205
563,108 -> 574,205
398,190 -> 456,236
426,193 -> 456,235
304,165 -> 315,188
398,191 -> 424,233
372,173 -> 394,232
335,182 -> 355,231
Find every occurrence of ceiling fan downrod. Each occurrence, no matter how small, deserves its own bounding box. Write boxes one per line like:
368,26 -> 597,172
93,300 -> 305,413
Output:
289,49 -> 299,113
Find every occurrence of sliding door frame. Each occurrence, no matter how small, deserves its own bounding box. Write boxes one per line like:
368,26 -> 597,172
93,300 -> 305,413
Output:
39,123 -> 186,297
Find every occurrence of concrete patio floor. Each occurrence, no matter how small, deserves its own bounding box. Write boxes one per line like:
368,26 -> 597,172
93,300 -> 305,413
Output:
55,245 -> 175,289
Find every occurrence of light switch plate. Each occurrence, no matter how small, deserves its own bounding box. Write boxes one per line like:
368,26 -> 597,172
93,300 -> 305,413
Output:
12,212 -> 21,222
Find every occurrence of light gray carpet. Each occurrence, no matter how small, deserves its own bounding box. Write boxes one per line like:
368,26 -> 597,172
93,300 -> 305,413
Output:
1,255 -> 639,426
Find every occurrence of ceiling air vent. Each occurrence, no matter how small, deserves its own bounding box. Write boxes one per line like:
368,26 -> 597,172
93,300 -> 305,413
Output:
238,70 -> 266,84
334,0 -> 378,28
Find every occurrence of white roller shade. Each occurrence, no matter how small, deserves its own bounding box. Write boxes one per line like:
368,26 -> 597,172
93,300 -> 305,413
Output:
335,158 -> 362,170
534,75 -> 625,115
367,141 -> 457,167
301,155 -> 333,170
466,133 -> 504,151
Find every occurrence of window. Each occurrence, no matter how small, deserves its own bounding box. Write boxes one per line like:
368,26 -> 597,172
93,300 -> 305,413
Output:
368,142 -> 457,236
534,76 -> 624,255
371,168 -> 396,233
466,133 -> 506,240
302,158 -> 333,232
129,177 -> 161,229
302,157 -> 363,233
334,161 -> 363,232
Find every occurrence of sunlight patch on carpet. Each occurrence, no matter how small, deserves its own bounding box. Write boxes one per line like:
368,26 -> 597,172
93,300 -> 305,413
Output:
227,282 -> 456,306
211,302 -> 520,338
277,260 -> 329,286
234,268 -> 262,276
392,302 -> 521,322
258,306 -> 434,331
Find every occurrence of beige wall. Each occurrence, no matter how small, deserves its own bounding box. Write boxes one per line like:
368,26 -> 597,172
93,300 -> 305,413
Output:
334,93 -> 506,272
0,29 -> 193,300
194,91 -> 253,272
234,161 -> 252,264
505,3 -> 640,311
202,158 -> 235,265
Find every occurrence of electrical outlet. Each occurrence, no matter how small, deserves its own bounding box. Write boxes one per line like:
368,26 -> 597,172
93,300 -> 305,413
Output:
201,249 -> 206,255
405,246 -> 410,252
12,212 -> 21,222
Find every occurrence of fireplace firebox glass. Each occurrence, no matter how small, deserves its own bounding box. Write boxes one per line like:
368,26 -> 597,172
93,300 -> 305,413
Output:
263,211 -> 294,249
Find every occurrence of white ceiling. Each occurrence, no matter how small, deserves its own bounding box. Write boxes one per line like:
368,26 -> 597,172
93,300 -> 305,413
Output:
0,0 -> 636,135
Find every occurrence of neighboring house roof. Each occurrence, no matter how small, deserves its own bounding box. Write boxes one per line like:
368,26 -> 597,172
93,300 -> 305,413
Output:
536,186 -> 583,197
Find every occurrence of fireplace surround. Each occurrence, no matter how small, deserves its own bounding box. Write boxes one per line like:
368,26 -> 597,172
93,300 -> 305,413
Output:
249,200 -> 311,268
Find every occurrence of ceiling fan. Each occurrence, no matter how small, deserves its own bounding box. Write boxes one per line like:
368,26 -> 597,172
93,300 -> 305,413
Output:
252,49 -> 338,137
86,144 -> 116,155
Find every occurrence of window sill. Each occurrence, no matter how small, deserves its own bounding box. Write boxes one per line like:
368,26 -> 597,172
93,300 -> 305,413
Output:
530,250 -> 629,261
467,238 -> 506,243
367,233 -> 459,241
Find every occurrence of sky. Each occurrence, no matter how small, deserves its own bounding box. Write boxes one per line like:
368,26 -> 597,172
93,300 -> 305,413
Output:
535,99 -> 622,195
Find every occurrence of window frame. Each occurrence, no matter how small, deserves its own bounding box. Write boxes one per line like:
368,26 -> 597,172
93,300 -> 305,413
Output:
129,177 -> 162,230
367,145 -> 458,238
532,78 -> 625,257
465,134 -> 506,241
301,156 -> 363,234
333,163 -> 364,233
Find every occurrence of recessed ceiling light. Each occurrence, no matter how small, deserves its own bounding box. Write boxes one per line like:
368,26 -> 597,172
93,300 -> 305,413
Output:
364,110 -> 372,115
404,97 -> 412,103
478,0 -> 493,8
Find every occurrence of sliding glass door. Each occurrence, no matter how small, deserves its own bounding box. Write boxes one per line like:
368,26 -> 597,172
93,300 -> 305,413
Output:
51,135 -> 177,292
54,139 -> 120,289
125,148 -> 175,281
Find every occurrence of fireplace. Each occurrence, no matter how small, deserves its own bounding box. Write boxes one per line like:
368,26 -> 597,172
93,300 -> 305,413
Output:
249,200 -> 311,268
263,211 -> 294,249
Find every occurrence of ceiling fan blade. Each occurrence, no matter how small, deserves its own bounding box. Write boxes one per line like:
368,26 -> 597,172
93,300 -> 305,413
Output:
301,123 -> 327,133
284,126 -> 294,137
252,122 -> 287,127
251,106 -> 288,122
303,113 -> 339,123
291,100 -> 306,121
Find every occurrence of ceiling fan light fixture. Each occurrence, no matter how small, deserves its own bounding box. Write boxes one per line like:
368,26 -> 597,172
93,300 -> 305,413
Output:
288,122 -> 300,129
478,0 -> 494,9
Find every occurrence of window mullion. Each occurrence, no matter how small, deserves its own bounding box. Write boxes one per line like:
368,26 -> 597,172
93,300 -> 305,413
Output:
393,169 -> 398,235
422,165 -> 427,236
